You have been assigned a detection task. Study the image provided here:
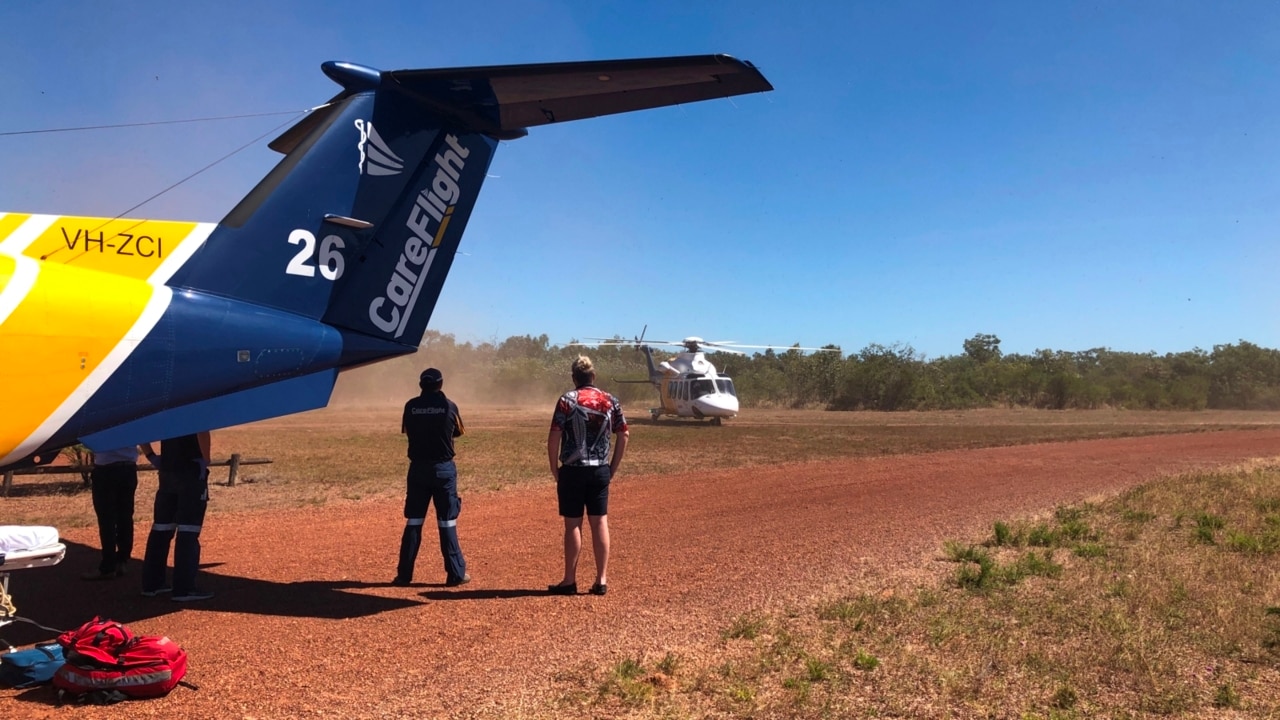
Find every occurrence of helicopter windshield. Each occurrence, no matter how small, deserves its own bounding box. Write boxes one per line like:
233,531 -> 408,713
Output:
691,379 -> 716,397
715,379 -> 737,397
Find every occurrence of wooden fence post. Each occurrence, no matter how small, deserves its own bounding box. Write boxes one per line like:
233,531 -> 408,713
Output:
228,453 -> 241,487
2,470 -> 11,497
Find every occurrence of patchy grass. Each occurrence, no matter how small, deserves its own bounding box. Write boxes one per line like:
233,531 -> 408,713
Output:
562,462 -> 1280,717
723,612 -> 768,641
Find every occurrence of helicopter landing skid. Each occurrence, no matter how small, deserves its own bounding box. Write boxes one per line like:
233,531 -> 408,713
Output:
648,409 -> 724,426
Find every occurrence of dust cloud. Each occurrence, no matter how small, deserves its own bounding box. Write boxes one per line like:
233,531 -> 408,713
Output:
328,353 -> 569,409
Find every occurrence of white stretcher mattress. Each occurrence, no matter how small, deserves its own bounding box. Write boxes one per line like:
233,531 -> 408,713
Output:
0,526 -> 65,570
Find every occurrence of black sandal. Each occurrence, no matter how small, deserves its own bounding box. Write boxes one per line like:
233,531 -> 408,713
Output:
589,582 -> 607,596
547,582 -> 577,595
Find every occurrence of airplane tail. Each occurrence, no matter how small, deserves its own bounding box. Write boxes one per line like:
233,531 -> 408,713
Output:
164,64 -> 496,349
166,55 -> 773,351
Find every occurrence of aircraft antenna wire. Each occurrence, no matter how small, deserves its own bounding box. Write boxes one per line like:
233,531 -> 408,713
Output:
104,113 -> 305,220
0,109 -> 313,137
40,110 -> 313,263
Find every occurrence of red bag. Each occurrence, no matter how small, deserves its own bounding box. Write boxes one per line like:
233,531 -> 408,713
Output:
52,616 -> 188,701
55,617 -> 136,666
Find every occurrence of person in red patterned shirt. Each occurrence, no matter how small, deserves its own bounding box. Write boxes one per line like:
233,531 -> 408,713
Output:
546,355 -> 629,596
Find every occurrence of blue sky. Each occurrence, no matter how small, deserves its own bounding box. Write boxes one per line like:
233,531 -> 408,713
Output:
2,1 -> 1277,359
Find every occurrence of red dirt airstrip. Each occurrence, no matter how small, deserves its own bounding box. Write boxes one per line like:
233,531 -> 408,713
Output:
5,428 -> 1280,718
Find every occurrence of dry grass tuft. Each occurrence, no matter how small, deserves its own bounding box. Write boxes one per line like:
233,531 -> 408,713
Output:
562,462 -> 1280,718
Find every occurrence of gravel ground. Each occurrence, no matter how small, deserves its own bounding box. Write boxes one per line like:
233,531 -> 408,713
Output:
4,429 -> 1280,718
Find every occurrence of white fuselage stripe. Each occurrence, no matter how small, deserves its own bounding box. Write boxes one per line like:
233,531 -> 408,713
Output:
151,222 -> 215,285
0,255 -> 39,327
0,214 -> 56,255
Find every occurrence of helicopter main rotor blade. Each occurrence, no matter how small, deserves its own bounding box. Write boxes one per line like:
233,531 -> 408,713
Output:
716,344 -> 841,352
579,337 -> 687,347
573,335 -> 838,353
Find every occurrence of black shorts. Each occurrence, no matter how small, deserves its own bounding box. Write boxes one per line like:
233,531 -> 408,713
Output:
557,465 -> 611,518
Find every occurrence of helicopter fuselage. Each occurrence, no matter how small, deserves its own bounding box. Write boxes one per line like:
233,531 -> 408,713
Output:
647,349 -> 739,422
657,375 -> 739,419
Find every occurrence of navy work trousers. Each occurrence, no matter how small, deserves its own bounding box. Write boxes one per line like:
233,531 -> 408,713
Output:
90,462 -> 138,573
141,469 -> 208,595
397,460 -> 466,583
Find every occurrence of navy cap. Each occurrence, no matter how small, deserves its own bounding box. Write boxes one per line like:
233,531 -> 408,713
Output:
420,368 -> 443,385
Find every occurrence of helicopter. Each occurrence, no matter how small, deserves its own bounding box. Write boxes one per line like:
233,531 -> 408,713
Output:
580,330 -> 836,425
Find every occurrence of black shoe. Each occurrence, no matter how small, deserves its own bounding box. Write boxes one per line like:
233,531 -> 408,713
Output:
445,573 -> 471,587
547,582 -> 577,595
81,568 -> 115,581
589,582 -> 608,596
391,576 -> 412,587
172,588 -> 215,602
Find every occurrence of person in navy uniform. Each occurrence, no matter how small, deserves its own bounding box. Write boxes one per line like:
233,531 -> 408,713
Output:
81,446 -> 141,581
546,355 -> 628,596
393,368 -> 470,587
140,432 -> 215,602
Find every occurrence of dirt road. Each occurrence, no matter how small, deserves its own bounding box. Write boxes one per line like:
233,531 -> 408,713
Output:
6,429 -> 1280,718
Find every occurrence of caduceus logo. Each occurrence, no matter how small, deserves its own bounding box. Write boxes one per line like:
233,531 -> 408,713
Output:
354,119 -> 404,176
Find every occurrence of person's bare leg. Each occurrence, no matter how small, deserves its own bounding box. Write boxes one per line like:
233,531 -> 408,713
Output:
560,516 -> 583,585
587,514 -> 609,586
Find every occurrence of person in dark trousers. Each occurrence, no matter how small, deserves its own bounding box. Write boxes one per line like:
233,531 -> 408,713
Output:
547,355 -> 628,597
81,446 -> 141,580
140,431 -> 214,602
393,368 -> 470,587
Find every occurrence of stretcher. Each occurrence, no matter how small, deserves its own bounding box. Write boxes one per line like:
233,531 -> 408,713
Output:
0,526 -> 66,645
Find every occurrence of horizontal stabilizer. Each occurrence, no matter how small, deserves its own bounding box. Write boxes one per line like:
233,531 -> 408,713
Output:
272,54 -> 772,152
80,370 -> 336,451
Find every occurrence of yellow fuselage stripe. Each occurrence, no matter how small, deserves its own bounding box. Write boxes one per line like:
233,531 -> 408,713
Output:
0,213 -> 31,241
21,216 -> 202,280
0,262 -> 154,459
0,254 -> 15,309
0,213 -> 213,463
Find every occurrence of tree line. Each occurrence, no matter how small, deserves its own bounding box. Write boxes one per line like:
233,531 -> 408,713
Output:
331,331 -> 1280,411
